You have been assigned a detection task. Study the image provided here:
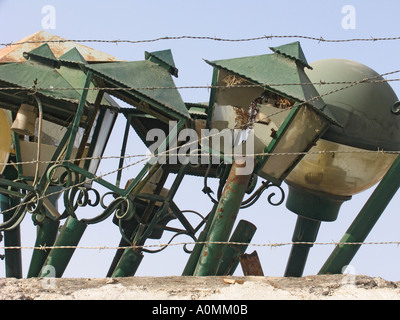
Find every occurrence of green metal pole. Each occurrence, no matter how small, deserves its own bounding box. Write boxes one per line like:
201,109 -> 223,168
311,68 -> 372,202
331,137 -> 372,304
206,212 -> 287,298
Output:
64,71 -> 92,160
106,236 -> 130,277
27,218 -> 60,278
27,187 -> 62,278
110,248 -> 143,278
182,203 -> 218,276
216,219 -> 257,276
38,216 -> 87,278
284,215 -> 321,277
1,195 -> 22,278
193,160 -> 252,276
319,155 -> 400,275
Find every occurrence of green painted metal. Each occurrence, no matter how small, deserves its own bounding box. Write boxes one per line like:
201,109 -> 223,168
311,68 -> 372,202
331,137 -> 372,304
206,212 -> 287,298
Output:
58,47 -> 87,64
1,163 -> 23,278
106,236 -> 130,277
86,57 -> 191,121
306,59 -> 400,151
254,105 -> 300,184
285,182 -> 351,222
38,216 -> 87,278
57,48 -> 115,107
111,248 -> 143,278
109,129 -> 189,277
116,115 -> 131,188
145,49 -> 179,77
204,41 -> 338,125
193,161 -> 252,276
1,194 -> 22,278
24,44 -> 117,108
284,215 -> 321,277
27,185 -> 62,277
319,155 -> 400,275
27,218 -> 60,278
0,58 -> 82,104
24,43 -> 58,62
269,42 -> 312,69
216,219 -> 257,276
283,181 -> 350,276
206,67 -> 219,127
64,71 -> 92,160
182,203 -> 218,276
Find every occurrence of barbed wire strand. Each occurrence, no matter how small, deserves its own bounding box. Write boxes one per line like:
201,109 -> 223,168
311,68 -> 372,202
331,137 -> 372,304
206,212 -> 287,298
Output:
1,240 -> 400,252
3,34 -> 400,47
1,77 -> 400,93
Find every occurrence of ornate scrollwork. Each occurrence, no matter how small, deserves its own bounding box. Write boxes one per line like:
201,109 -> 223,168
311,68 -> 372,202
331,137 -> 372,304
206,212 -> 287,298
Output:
0,191 -> 40,231
46,163 -> 79,188
202,158 -> 285,209
61,183 -> 134,225
240,180 -> 285,208
81,195 -> 135,225
202,161 -> 231,204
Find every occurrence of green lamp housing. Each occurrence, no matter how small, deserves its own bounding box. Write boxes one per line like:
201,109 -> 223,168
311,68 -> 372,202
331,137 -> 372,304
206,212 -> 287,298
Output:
0,44 -> 119,183
205,42 -> 339,184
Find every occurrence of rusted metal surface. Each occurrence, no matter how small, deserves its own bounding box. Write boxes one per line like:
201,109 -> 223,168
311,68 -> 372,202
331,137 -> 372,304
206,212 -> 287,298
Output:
0,31 -> 122,63
239,251 -> 264,276
193,161 -> 252,276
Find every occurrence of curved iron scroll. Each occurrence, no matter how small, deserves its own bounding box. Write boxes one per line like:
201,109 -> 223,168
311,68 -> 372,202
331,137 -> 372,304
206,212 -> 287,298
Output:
202,159 -> 285,209
240,180 -> 285,208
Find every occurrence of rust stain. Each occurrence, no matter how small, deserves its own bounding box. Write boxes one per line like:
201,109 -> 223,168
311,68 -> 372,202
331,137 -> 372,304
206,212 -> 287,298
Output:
0,31 -> 123,64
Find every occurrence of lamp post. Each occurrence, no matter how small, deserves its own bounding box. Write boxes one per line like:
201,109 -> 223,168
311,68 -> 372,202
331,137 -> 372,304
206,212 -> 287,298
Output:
192,42 -> 339,276
0,43 -> 120,277
283,59 -> 400,277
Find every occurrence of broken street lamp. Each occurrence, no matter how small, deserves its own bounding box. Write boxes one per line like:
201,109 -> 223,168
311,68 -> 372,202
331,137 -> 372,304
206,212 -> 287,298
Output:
205,42 -> 339,184
192,42 -> 340,276
283,59 -> 400,277
0,42 -> 120,277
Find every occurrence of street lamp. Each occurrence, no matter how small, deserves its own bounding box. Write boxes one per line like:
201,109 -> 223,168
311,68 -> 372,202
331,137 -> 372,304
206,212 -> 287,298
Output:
283,58 -> 400,277
192,42 -> 340,276
0,43 -> 120,277
205,42 -> 338,184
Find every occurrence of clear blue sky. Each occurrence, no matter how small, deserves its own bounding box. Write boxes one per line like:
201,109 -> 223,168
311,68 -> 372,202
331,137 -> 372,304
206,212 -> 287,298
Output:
1,0 -> 400,280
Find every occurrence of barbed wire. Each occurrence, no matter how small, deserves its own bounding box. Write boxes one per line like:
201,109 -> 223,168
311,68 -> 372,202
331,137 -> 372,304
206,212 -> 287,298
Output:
1,77 -> 399,93
0,148 -> 397,169
3,34 -> 400,47
1,240 -> 400,252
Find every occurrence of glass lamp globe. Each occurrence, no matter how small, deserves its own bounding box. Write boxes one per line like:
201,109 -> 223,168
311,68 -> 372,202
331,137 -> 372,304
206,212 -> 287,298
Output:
285,59 -> 400,221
